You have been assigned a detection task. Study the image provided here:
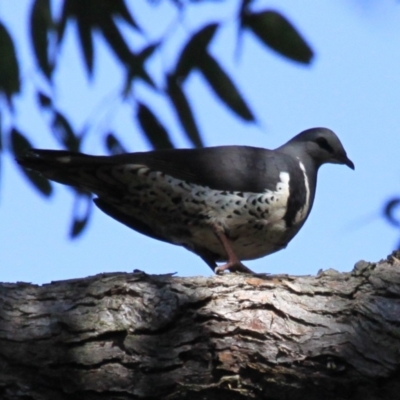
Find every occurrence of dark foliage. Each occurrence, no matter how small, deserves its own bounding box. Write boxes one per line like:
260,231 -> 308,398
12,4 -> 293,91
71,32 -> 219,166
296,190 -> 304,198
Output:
0,0 -> 314,237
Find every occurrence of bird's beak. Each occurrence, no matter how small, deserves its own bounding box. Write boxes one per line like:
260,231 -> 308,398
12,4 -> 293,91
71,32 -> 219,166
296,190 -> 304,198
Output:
343,156 -> 355,170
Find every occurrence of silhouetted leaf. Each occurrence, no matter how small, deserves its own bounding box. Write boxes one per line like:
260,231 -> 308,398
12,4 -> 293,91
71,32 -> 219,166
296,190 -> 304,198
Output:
105,132 -> 126,155
57,0 -> 140,74
11,128 -> 53,197
138,43 -> 158,61
175,23 -> 218,81
137,103 -> 174,149
0,113 -> 2,191
167,75 -> 203,148
126,49 -> 156,91
11,128 -> 33,157
198,52 -> 255,121
57,0 -> 78,44
100,16 -> 131,64
242,10 -> 313,64
37,91 -> 52,108
77,16 -> 94,75
114,0 -> 141,31
0,22 -> 20,103
52,112 -> 80,152
384,199 -> 400,228
70,193 -> 92,238
0,112 -> 2,151
30,0 -> 53,80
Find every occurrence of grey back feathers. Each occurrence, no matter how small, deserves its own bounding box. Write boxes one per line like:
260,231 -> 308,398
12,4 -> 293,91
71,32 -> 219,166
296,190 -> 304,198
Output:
17,127 -> 354,274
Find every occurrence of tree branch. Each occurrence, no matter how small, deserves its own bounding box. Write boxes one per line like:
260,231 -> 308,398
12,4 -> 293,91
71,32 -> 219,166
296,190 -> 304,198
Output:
1,252 -> 400,400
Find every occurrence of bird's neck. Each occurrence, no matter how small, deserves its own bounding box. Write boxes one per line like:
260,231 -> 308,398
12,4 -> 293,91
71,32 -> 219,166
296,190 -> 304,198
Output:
278,147 -> 319,220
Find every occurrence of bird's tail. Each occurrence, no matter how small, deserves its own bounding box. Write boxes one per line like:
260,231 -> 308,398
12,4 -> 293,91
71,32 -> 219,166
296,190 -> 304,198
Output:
16,149 -> 102,189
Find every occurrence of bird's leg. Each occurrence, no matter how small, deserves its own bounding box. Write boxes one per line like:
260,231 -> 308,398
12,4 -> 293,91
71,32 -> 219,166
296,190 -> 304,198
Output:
212,227 -> 254,274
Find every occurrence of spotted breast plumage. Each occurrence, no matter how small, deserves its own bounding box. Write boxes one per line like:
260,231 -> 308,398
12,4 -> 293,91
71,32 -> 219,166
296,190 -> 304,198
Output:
17,127 -> 354,274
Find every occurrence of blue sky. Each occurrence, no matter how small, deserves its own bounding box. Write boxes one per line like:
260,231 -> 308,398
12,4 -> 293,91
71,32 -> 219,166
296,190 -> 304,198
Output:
1,0 -> 400,284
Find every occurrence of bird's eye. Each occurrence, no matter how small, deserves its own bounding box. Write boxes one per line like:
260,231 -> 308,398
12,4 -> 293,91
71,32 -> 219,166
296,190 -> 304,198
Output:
315,137 -> 334,153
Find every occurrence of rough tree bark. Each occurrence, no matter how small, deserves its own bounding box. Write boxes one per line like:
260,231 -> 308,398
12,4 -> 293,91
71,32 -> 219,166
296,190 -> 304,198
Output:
1,252 -> 400,400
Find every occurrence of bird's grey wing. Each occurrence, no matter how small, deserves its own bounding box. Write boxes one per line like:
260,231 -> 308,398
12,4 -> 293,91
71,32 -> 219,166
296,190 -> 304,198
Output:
104,146 -> 286,193
17,146 -> 289,193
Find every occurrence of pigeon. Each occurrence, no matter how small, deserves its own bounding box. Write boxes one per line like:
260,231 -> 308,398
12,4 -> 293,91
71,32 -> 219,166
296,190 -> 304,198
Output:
17,127 -> 354,274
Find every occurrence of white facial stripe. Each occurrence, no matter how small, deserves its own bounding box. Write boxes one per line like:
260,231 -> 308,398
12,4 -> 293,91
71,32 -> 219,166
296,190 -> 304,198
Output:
295,161 -> 310,223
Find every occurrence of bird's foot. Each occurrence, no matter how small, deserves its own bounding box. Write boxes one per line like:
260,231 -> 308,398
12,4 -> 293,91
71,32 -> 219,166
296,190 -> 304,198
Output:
215,261 -> 254,275
211,226 -> 255,274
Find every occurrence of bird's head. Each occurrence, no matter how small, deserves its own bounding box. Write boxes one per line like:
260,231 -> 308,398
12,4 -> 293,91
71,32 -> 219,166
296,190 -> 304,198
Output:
282,127 -> 354,170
